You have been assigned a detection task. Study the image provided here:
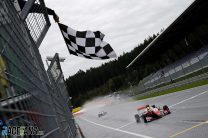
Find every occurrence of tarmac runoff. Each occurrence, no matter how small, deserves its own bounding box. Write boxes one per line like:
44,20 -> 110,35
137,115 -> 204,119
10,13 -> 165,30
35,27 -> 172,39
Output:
75,85 -> 208,138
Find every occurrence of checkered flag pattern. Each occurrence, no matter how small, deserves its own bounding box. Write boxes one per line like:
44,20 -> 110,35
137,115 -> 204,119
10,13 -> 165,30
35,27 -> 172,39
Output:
58,23 -> 117,60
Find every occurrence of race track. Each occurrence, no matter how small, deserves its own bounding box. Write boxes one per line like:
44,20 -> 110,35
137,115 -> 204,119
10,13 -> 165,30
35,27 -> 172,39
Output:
75,85 -> 208,138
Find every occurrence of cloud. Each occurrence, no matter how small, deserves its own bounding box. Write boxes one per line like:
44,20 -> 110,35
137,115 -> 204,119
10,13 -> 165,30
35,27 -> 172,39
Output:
40,0 -> 194,77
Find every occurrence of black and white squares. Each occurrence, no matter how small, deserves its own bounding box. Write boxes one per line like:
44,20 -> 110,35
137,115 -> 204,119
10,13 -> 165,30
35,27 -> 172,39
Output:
59,23 -> 116,60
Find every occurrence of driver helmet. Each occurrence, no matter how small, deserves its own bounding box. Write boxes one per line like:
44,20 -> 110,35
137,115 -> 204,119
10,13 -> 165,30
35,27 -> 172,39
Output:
146,105 -> 150,110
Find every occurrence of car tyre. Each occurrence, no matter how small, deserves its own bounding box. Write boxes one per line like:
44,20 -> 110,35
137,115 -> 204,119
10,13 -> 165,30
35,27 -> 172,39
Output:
134,114 -> 140,123
163,105 -> 171,114
142,114 -> 147,123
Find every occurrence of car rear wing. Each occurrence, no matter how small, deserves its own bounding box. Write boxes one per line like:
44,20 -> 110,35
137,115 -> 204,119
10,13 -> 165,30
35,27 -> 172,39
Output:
137,106 -> 146,110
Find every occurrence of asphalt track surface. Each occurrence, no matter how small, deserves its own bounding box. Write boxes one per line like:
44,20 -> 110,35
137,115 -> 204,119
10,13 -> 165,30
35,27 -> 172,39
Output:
75,85 -> 208,138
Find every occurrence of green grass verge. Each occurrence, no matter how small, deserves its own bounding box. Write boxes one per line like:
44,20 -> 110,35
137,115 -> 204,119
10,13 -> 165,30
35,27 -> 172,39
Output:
134,79 -> 208,101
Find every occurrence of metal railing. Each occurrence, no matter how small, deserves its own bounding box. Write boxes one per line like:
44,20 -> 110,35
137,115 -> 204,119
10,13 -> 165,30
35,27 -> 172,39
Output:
136,45 -> 208,94
0,0 -> 76,137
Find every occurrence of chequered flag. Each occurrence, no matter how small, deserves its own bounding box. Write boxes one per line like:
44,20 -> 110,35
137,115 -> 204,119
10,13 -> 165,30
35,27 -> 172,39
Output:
58,23 -> 117,60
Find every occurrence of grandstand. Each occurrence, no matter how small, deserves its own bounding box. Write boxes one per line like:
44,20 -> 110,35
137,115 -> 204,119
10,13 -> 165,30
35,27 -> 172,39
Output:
144,46 -> 208,87
127,0 -> 208,94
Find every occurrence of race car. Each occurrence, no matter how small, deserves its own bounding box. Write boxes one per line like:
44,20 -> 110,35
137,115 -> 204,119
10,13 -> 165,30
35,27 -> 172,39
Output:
98,111 -> 107,117
134,105 -> 171,123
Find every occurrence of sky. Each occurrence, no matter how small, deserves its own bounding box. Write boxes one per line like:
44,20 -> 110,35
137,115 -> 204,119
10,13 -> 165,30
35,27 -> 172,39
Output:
40,0 -> 195,78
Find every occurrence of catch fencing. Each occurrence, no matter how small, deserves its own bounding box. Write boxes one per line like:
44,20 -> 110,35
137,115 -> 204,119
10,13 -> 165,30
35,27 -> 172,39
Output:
0,0 -> 76,137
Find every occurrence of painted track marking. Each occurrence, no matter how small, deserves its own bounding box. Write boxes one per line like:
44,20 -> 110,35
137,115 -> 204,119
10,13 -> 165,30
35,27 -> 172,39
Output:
79,117 -> 153,138
169,90 -> 208,108
79,90 -> 208,138
168,90 -> 208,137
117,90 -> 208,129
117,121 -> 135,129
169,121 -> 208,138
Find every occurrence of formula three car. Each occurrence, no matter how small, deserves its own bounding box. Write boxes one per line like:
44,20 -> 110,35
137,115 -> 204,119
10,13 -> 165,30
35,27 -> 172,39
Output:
98,111 -> 107,117
134,105 -> 171,123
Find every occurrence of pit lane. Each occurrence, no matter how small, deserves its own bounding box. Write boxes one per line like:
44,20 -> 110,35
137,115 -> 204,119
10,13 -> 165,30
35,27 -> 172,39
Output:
75,85 -> 208,138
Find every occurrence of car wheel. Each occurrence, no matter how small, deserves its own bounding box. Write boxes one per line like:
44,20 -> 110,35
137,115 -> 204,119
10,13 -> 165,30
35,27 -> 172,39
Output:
163,105 -> 170,113
134,114 -> 140,123
142,115 -> 147,123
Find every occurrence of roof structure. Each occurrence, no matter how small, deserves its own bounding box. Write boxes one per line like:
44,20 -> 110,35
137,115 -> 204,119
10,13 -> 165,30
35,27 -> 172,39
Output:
127,0 -> 208,68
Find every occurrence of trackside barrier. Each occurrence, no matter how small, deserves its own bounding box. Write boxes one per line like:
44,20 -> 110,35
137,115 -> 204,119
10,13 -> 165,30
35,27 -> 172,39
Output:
0,0 -> 76,137
136,46 -> 208,95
